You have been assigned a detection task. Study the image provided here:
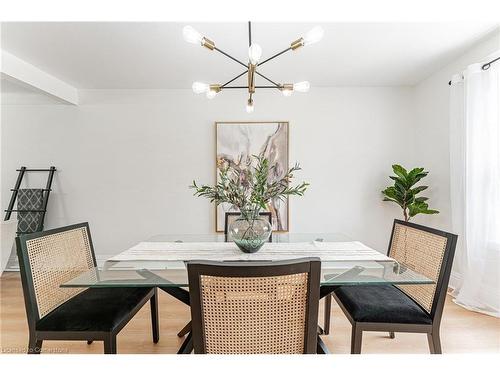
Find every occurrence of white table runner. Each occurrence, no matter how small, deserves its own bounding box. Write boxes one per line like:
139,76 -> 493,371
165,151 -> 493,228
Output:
109,241 -> 391,262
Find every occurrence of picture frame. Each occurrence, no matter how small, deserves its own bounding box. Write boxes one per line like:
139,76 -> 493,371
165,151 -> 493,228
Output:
215,121 -> 290,232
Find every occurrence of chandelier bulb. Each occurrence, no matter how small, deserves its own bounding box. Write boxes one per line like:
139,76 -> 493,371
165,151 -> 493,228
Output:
303,26 -> 324,46
183,25 -> 203,45
293,81 -> 310,92
248,43 -> 263,65
206,90 -> 217,99
246,99 -> 254,113
192,81 -> 209,94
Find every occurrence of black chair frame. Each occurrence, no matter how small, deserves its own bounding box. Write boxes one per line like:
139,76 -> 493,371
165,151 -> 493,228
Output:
333,219 -> 458,354
187,258 -> 327,354
16,222 -> 159,354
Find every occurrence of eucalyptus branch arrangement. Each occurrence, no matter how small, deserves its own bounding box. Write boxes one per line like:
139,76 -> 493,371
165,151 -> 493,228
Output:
190,154 -> 309,218
382,164 -> 439,221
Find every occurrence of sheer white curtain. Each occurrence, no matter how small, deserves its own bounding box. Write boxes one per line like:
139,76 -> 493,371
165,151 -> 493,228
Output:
449,56 -> 500,317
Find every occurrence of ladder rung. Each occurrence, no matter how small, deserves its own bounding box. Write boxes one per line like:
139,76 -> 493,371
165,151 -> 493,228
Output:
4,209 -> 46,213
16,169 -> 56,172
10,188 -> 51,192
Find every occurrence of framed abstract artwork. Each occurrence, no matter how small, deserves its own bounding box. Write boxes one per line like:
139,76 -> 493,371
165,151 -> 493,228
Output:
215,121 -> 289,232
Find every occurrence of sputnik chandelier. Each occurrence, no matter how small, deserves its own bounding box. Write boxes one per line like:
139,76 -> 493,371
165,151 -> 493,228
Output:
183,22 -> 324,112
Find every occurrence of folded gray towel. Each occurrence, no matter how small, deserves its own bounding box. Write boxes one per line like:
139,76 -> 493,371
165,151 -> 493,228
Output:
17,189 -> 44,234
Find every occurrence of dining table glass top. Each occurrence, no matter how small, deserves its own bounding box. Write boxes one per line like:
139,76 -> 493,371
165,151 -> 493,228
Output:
61,233 -> 433,288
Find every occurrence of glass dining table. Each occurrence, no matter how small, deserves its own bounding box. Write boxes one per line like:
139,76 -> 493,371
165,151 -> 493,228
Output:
61,233 -> 432,353
62,232 -> 432,289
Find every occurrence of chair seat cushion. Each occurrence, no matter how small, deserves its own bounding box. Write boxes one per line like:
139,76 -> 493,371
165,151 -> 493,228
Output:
334,285 -> 432,325
36,287 -> 152,332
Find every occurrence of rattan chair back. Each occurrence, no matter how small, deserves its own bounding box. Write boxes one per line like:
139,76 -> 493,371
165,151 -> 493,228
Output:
16,223 -> 96,320
388,220 -> 457,318
187,258 -> 320,354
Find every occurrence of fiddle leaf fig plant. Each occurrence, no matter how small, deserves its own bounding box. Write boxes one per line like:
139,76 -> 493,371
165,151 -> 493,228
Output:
382,164 -> 439,222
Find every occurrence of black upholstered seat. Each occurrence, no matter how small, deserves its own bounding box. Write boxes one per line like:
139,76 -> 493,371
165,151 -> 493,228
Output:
17,223 -> 159,354
332,220 -> 458,354
36,287 -> 152,332
334,285 -> 432,325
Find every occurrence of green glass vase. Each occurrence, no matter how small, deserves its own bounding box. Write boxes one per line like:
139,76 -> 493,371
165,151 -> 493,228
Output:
228,209 -> 272,253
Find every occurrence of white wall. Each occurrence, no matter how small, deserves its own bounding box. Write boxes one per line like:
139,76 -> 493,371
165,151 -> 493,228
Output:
1,87 -> 416,263
413,29 -> 500,286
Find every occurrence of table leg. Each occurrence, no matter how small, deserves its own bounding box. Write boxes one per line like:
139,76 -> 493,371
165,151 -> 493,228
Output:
158,287 -> 192,353
159,286 -> 190,306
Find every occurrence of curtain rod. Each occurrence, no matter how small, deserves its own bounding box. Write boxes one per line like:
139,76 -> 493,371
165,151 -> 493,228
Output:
448,56 -> 500,85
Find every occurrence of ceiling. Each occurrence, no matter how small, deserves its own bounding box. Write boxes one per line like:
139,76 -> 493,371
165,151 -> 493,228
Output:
1,22 -> 499,89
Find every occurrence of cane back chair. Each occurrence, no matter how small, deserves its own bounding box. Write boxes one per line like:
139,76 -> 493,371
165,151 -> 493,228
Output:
187,258 -> 325,354
333,219 -> 458,353
16,222 -> 159,354
174,212 -> 274,341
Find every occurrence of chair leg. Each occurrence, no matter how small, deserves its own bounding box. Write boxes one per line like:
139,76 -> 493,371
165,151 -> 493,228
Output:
177,332 -> 193,354
104,335 -> 117,354
389,332 -> 395,339
150,288 -> 159,343
28,336 -> 42,354
427,329 -> 442,354
317,336 -> 330,354
177,321 -> 192,337
87,340 -> 93,345
323,294 -> 332,335
351,325 -> 363,354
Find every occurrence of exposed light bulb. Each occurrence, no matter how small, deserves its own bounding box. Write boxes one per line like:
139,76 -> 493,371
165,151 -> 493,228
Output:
206,90 -> 217,99
303,26 -> 324,46
248,43 -> 263,65
246,99 -> 254,113
293,81 -> 310,92
183,25 -> 203,45
282,89 -> 293,97
192,81 -> 209,94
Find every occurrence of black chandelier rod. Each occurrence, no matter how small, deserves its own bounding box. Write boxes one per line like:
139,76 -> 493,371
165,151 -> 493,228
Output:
221,68 -> 281,89
213,21 -> 285,89
255,72 -> 280,87
248,21 -> 252,47
222,85 -> 280,89
448,55 -> 500,85
221,70 -> 248,88
214,47 -> 248,69
259,47 -> 292,66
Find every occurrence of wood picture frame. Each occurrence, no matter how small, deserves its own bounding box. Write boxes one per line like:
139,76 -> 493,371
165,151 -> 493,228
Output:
215,121 -> 290,232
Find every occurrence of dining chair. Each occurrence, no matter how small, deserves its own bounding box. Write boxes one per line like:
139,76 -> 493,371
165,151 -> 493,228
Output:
224,211 -> 273,242
15,222 -> 159,354
332,219 -> 458,354
175,212 -> 274,339
186,258 -> 326,354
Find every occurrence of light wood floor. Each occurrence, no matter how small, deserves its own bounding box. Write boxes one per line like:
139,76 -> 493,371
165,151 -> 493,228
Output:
1,272 -> 499,354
